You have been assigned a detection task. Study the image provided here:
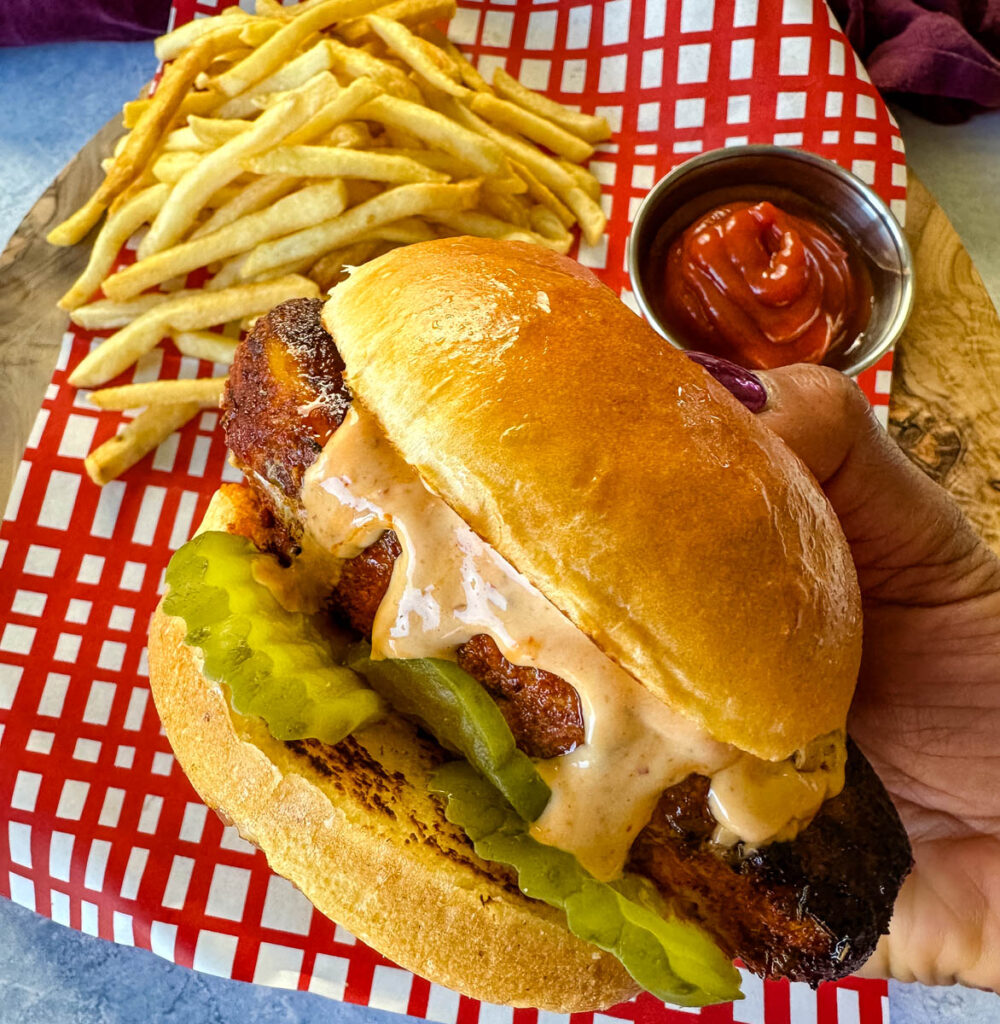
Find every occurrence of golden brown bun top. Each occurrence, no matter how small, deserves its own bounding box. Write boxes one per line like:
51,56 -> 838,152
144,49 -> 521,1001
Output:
323,238 -> 862,761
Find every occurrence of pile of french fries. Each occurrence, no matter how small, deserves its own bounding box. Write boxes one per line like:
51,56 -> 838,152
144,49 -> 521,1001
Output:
47,0 -> 611,486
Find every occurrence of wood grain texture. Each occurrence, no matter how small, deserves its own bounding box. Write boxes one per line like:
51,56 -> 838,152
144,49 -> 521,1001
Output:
891,175 -> 1000,551
0,116 -> 124,501
1,140 -> 998,548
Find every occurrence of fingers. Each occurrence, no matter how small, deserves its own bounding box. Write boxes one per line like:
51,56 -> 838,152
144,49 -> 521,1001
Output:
755,364 -> 1000,606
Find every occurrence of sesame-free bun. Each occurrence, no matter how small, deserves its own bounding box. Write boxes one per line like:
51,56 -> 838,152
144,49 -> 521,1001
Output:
148,485 -> 636,1011
324,237 -> 862,761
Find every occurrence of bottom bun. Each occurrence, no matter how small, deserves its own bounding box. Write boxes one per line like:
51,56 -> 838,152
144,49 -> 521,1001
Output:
147,487 -> 637,1011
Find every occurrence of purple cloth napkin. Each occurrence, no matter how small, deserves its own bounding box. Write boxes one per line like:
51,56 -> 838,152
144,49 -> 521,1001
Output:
0,0 -> 170,46
831,0 -> 1000,121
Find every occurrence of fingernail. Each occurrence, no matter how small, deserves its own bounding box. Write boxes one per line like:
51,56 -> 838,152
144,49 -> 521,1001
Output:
685,351 -> 767,413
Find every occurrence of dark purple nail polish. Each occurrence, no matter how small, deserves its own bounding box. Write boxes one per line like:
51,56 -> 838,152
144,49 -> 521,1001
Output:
685,351 -> 767,413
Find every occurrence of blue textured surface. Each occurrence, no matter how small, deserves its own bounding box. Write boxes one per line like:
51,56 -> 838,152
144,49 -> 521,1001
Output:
2,37 -> 1000,1024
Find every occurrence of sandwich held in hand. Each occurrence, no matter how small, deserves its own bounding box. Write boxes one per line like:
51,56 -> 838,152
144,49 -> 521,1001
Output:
148,237 -> 912,1010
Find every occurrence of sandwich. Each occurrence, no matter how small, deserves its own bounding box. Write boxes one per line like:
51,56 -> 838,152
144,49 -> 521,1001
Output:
148,237 -> 912,1010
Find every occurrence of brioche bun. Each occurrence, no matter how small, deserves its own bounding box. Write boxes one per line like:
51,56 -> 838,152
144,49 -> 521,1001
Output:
323,237 -> 862,761
148,485 -> 637,1011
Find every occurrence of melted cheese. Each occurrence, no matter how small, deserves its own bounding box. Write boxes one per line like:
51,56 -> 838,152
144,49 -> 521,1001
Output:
299,404 -> 845,880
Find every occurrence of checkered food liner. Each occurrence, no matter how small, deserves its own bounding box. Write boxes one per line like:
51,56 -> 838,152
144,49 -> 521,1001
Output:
1,1 -> 905,1021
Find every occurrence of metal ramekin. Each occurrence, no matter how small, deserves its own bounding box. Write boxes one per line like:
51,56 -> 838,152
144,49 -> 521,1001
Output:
627,145 -> 914,377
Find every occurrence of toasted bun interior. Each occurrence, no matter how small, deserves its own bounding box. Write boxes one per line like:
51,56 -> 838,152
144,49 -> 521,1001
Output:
148,485 -> 637,1011
324,237 -> 862,760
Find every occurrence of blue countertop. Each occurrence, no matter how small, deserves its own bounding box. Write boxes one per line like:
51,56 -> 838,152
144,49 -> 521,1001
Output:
3,35 -> 1000,1024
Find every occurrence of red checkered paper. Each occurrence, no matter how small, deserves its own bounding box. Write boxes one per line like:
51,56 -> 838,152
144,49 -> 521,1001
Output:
2,2 -> 904,1022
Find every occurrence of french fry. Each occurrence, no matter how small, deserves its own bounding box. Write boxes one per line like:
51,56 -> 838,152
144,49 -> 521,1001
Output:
205,254 -> 249,291
325,37 -> 423,101
561,158 -> 602,201
428,209 -> 572,254
343,179 -> 386,205
563,186 -> 606,248
89,376 -> 228,411
376,147 -> 476,178
191,174 -> 299,240
188,116 -> 253,148
283,76 -> 383,145
241,179 -> 478,277
155,7 -> 251,62
140,73 -> 337,256
481,183 -> 531,227
364,216 -> 439,243
85,402 -> 202,486
326,122 -> 376,148
153,150 -> 202,183
214,38 -> 337,118
510,159 -> 575,228
173,331 -> 241,364
492,68 -> 611,144
48,22 -> 251,246
419,26 -> 490,93
339,0 -> 456,44
357,94 -> 509,176
246,145 -> 448,182
163,125 -> 203,152
529,204 -> 572,243
212,0 -> 386,98
309,238 -> 384,288
122,97 -> 150,129
366,15 -> 468,98
470,93 -> 594,163
103,181 -> 349,300
58,183 -> 171,310
70,292 -> 193,330
69,275 -> 319,388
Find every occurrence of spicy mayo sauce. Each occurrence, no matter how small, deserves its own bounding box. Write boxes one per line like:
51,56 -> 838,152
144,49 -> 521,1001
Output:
661,200 -> 872,369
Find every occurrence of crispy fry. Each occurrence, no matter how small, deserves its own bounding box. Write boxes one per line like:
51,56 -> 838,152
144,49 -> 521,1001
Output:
70,292 -> 193,330
241,179 -> 478,276
152,150 -> 202,183
309,238 -> 382,288
140,74 -> 337,256
363,216 -> 438,243
191,174 -> 299,240
155,7 -> 251,62
58,183 -> 172,311
529,204 -> 572,243
213,0 -> 386,98
214,37 -> 337,118
48,22 -> 251,246
104,182 -> 349,300
89,376 -> 228,411
343,179 -> 386,204
492,68 -> 611,144
375,147 -> 475,178
561,158 -> 602,200
428,209 -> 571,253
326,122 -> 376,148
357,93 -> 508,176
481,183 -> 531,227
283,76 -> 383,145
419,26 -> 490,93
85,402 -> 202,485
563,186 -> 606,248
339,0 -> 456,44
510,159 -> 575,228
69,275 -> 319,388
188,116 -> 253,148
325,37 -> 422,100
173,331 -> 241,364
366,15 -> 468,98
163,125 -> 203,152
247,145 -> 448,182
470,93 -> 594,163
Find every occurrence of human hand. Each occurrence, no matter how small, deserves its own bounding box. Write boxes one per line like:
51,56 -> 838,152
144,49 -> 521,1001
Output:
753,363 -> 1000,990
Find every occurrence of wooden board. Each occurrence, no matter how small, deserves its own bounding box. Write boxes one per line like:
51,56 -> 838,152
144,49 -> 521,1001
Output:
2,118 -> 1000,552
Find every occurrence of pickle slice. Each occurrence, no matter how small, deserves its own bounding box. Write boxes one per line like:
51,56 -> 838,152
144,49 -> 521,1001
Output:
164,531 -> 385,745
349,646 -> 550,822
431,761 -> 743,1008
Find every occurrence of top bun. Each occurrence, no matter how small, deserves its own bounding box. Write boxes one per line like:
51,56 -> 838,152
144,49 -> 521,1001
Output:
323,237 -> 861,761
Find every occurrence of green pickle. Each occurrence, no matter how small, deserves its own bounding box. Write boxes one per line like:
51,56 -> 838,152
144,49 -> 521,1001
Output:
166,532 -> 740,1007
163,531 -> 385,745
348,645 -> 550,822
430,761 -> 743,1008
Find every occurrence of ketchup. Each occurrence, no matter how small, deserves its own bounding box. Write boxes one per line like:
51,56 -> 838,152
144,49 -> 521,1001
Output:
661,200 -> 872,369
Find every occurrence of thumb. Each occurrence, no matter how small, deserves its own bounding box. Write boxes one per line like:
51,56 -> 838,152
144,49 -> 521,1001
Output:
754,363 -> 1000,605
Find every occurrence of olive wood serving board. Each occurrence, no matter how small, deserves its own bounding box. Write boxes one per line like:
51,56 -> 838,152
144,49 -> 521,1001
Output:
1,117 -> 999,551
